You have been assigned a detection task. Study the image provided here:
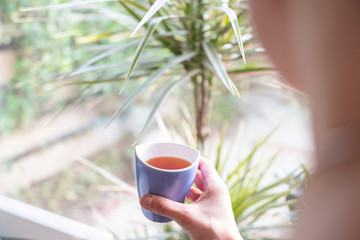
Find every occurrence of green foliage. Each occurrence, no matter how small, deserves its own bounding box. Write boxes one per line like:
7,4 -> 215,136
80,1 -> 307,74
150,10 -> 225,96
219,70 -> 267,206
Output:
217,127 -> 306,239
18,0 -> 273,145
0,0 -> 136,135
133,69 -> 201,144
9,0 -> 304,239
77,125 -> 307,240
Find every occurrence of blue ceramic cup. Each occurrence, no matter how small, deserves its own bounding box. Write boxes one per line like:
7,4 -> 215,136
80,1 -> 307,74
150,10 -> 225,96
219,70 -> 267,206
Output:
135,142 -> 200,223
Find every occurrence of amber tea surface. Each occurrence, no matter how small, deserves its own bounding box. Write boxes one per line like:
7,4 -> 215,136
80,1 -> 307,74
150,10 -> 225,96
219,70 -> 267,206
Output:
146,156 -> 192,170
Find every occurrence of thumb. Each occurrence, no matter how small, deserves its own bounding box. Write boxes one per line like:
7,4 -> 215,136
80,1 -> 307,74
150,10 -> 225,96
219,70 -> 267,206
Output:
140,194 -> 188,222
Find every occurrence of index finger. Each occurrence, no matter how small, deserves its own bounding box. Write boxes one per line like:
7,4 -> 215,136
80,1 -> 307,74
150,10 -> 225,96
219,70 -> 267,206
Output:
198,157 -> 217,180
198,157 -> 228,193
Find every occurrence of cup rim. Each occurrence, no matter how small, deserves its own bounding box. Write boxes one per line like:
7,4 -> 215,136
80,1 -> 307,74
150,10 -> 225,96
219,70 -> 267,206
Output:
135,142 -> 200,172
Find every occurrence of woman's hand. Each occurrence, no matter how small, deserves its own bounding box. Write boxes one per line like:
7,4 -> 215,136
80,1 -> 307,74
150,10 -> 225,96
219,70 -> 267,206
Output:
139,157 -> 242,240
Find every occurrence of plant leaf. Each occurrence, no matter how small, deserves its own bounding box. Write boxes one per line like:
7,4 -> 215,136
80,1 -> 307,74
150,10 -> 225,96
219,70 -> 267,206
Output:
55,78 -> 124,88
70,39 -> 141,76
252,152 -> 280,190
76,157 -> 137,195
20,0 -> 116,11
228,67 -> 274,74
105,51 -> 197,129
300,163 -> 311,180
126,0 -> 149,12
223,121 -> 244,174
54,70 -> 153,89
120,16 -> 172,95
130,0 -> 170,37
132,69 -> 201,146
202,41 -> 240,97
97,7 -> 139,27
246,198 -> 298,224
227,126 -> 277,182
69,62 -> 129,77
75,31 -> 116,44
67,58 -> 164,77
45,85 -> 100,127
117,1 -> 142,22
226,137 -> 266,182
215,120 -> 229,175
254,170 -> 304,198
215,6 -> 246,63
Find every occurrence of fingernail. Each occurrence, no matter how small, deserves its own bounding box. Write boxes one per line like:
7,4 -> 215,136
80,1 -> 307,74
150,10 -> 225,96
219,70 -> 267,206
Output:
140,195 -> 152,209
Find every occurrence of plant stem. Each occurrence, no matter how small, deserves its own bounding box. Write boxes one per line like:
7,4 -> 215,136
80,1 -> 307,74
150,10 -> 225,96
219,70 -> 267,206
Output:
195,72 -> 212,149
193,0 -> 212,149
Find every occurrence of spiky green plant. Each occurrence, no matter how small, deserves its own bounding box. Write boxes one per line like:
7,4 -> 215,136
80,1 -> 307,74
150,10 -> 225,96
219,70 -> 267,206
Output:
110,0 -> 271,147
79,125 -> 307,240
215,127 -> 307,240
22,0 -> 271,148
19,1 -> 303,239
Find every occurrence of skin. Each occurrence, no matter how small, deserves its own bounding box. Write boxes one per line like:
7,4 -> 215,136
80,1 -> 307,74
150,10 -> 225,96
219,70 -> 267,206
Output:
141,0 -> 360,239
140,158 -> 242,240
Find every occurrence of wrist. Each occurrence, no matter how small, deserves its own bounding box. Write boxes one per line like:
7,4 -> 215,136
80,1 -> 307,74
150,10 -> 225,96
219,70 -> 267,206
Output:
215,223 -> 242,240
188,223 -> 242,240
225,227 -> 243,240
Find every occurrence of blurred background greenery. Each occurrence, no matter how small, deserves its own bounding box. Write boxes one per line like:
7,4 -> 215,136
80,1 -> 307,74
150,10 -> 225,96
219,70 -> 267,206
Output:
0,0 -> 311,239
